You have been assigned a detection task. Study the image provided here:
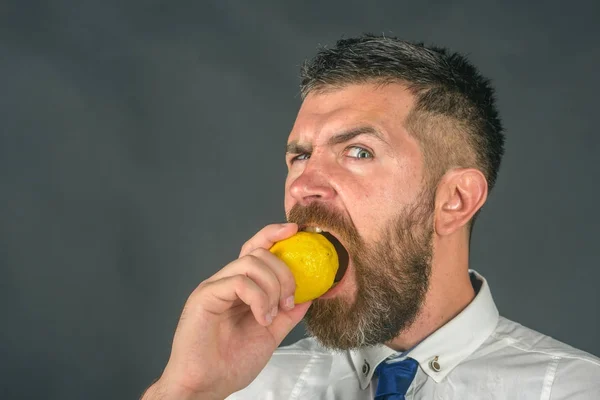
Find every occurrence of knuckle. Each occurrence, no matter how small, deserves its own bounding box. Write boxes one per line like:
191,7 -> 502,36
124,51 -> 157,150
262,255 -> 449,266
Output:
190,281 -> 208,300
231,274 -> 248,287
240,240 -> 253,254
186,283 -> 214,310
250,247 -> 269,258
186,289 -> 200,306
241,253 -> 262,266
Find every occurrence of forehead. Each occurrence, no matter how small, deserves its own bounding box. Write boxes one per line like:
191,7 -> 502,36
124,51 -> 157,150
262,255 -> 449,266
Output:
288,83 -> 416,145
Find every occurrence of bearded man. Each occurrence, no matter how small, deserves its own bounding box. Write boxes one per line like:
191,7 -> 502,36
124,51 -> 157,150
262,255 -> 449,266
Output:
142,34 -> 600,400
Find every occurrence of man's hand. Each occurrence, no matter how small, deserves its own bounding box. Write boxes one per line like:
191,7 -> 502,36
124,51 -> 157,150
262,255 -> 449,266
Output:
141,223 -> 311,400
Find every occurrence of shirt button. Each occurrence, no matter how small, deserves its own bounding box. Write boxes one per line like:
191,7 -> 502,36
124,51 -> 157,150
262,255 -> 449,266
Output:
429,356 -> 441,372
362,361 -> 370,375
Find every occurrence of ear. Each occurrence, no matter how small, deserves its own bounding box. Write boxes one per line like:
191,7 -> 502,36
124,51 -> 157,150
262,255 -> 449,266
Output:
434,168 -> 488,236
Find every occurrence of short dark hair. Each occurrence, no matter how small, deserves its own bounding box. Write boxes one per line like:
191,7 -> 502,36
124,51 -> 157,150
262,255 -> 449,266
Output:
300,34 -> 505,200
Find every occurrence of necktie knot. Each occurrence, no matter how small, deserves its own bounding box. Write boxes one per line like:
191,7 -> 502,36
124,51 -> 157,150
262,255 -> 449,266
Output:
374,357 -> 419,400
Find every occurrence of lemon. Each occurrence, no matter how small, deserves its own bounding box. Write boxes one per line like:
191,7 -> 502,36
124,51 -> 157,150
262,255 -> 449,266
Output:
270,231 -> 339,303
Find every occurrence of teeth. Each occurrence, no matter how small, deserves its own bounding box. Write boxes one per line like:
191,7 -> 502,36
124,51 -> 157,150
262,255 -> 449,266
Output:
302,226 -> 324,233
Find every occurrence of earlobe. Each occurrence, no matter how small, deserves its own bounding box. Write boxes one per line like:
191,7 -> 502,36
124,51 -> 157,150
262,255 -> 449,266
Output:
435,169 -> 488,236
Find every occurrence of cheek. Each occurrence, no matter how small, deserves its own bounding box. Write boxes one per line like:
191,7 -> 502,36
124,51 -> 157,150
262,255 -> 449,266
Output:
341,180 -> 384,226
352,191 -> 388,224
349,182 -> 406,231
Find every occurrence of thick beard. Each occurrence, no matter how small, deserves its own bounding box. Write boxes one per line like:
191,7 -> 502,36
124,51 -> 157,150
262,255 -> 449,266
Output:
288,187 -> 435,350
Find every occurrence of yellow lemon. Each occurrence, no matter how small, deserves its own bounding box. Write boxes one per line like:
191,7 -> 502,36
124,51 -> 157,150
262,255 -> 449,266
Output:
270,231 -> 339,303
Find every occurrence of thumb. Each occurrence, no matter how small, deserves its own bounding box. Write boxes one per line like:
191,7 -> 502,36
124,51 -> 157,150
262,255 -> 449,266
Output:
269,301 -> 312,345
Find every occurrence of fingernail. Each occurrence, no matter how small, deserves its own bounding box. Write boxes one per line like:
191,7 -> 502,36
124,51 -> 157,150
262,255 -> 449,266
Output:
265,313 -> 273,325
285,296 -> 295,309
271,306 -> 278,318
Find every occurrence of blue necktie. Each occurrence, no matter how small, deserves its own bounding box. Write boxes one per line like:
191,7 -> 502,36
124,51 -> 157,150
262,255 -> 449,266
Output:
374,357 -> 419,400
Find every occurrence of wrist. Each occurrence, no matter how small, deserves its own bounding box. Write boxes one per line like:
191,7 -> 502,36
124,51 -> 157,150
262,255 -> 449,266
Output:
142,378 -> 224,400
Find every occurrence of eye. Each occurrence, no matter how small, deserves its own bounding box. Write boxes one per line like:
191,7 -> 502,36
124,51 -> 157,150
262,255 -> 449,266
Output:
346,146 -> 373,159
291,153 -> 311,163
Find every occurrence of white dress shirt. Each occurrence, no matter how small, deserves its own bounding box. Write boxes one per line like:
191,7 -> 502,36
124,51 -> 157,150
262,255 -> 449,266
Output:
228,270 -> 600,399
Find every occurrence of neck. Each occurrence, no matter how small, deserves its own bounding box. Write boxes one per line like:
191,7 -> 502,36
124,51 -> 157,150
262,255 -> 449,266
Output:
385,232 -> 475,351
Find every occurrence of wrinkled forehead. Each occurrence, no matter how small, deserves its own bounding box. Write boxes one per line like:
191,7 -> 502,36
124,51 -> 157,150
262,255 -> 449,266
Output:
288,83 -> 416,146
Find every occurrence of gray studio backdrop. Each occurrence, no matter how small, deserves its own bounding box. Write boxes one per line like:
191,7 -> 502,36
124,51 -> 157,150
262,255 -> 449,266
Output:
1,1 -> 598,399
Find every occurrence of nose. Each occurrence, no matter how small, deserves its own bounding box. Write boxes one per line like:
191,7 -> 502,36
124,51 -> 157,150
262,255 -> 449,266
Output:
288,167 -> 336,206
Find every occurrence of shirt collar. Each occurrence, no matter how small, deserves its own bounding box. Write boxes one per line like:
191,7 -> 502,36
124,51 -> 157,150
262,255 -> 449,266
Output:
350,270 -> 499,389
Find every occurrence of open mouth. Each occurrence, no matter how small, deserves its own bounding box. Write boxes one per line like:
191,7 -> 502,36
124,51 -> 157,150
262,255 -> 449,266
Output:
301,226 -> 350,284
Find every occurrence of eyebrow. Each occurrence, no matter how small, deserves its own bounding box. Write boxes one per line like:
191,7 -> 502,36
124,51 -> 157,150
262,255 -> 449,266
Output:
285,126 -> 388,155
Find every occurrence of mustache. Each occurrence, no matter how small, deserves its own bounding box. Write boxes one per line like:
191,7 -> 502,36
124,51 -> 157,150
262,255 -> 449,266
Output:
287,202 -> 359,245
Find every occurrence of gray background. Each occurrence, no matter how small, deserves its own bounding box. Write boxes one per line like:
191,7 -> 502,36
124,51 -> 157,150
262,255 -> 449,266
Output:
1,1 -> 598,399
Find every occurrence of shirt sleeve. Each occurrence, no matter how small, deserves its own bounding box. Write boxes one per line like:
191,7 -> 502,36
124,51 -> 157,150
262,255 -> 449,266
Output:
549,356 -> 600,400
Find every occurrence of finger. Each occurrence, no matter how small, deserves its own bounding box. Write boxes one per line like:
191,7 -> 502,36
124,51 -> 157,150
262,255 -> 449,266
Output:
239,223 -> 298,257
200,275 -> 274,326
268,301 -> 312,345
206,254 -> 282,315
248,248 -> 296,310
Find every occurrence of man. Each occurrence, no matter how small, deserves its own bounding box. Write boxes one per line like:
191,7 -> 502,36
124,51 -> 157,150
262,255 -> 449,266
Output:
142,35 -> 600,399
